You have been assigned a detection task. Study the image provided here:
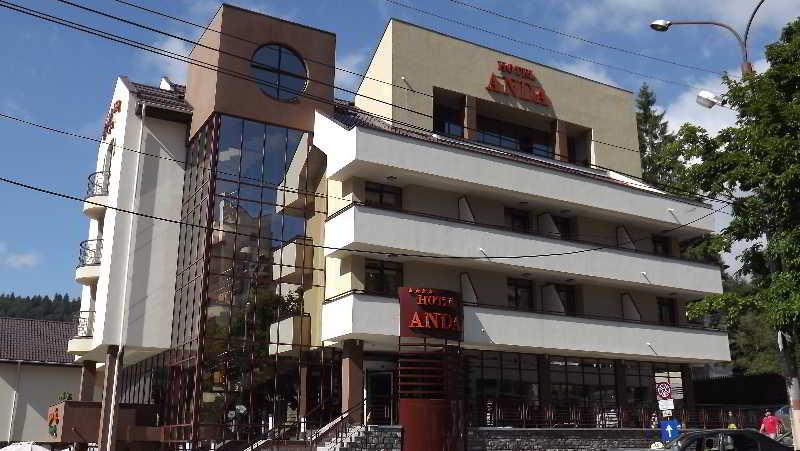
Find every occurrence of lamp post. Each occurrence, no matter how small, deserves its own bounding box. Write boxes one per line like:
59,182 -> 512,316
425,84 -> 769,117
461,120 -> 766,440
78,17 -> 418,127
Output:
650,0 -> 766,107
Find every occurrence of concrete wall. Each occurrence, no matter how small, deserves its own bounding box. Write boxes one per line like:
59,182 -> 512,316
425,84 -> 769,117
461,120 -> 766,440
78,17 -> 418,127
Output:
355,20 -> 642,177
316,114 -> 715,235
86,78 -> 186,358
0,363 -> 81,442
320,292 -> 730,362
325,205 -> 722,296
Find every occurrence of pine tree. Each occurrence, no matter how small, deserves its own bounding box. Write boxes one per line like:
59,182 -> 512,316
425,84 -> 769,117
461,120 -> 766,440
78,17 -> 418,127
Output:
635,83 -> 688,194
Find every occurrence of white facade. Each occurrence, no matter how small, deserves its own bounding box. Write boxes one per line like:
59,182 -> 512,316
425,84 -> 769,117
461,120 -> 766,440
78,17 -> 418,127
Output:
70,77 -> 188,364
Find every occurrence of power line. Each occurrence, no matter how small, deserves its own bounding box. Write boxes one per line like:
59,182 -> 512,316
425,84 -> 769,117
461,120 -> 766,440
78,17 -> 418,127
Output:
446,0 -> 734,78
23,1 -> 713,165
0,1 -> 735,207
0,172 -> 727,261
383,0 -> 718,92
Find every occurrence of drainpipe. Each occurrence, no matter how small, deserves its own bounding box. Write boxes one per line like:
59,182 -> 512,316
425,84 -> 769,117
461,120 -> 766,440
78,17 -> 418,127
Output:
7,361 -> 22,441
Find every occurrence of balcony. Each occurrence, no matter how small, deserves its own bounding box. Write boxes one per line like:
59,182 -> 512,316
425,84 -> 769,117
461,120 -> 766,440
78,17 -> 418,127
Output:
272,235 -> 315,284
320,291 -> 730,362
83,171 -> 110,219
314,112 -> 715,235
74,239 -> 102,285
325,204 -> 722,296
67,310 -> 95,355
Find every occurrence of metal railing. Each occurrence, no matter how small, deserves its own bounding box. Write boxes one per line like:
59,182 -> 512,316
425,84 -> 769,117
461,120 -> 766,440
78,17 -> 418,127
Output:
78,239 -> 103,267
86,171 -> 110,198
73,310 -> 95,337
469,401 -> 767,429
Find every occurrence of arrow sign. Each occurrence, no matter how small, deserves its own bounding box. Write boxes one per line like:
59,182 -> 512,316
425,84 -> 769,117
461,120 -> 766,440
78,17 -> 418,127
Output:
660,419 -> 680,442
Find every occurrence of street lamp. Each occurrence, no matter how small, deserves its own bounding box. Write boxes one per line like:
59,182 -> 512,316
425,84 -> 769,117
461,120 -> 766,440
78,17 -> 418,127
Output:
650,0 -> 766,107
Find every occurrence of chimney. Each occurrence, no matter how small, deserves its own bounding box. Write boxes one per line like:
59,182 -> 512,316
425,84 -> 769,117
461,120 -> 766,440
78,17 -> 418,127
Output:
159,76 -> 174,91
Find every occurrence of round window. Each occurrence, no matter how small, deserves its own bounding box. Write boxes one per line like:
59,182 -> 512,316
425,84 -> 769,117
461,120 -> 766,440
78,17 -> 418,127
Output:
250,44 -> 307,101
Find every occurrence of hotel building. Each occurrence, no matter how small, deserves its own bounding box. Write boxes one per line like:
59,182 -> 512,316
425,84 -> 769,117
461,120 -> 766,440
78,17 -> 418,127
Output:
56,5 -> 728,451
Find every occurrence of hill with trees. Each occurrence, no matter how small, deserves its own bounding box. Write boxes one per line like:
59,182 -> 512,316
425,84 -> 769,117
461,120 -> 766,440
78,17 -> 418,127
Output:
0,292 -> 80,321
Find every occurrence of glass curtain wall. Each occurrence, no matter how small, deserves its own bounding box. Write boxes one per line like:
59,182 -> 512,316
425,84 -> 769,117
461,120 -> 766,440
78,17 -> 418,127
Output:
118,113 -> 339,447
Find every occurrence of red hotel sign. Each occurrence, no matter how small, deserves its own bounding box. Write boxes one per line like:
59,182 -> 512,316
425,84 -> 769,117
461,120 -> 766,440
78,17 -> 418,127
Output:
486,61 -> 549,106
398,287 -> 463,341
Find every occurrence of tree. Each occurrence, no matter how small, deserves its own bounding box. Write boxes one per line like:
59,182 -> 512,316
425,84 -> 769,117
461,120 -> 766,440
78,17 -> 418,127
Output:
635,83 -> 687,194
676,19 -> 800,445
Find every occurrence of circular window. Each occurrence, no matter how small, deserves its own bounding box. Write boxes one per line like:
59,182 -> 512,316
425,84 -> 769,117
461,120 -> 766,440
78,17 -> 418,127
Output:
250,44 -> 307,102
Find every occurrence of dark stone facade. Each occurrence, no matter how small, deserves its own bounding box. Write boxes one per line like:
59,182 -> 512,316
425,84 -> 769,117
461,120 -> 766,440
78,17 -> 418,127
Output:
468,428 -> 660,450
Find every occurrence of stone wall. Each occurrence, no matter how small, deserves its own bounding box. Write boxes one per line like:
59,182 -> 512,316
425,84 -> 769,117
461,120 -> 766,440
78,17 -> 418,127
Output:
468,428 -> 660,450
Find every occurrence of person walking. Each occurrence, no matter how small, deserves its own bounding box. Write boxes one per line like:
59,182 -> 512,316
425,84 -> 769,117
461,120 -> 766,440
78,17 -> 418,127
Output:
759,409 -> 783,439
726,411 -> 738,429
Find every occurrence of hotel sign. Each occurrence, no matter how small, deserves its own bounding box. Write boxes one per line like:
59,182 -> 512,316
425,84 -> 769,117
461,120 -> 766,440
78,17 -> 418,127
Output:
102,100 -> 122,140
486,61 -> 549,106
398,287 -> 463,341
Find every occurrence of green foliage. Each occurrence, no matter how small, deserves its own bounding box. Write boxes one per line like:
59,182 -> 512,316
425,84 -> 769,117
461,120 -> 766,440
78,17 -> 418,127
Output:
674,19 -> 800,337
0,292 -> 80,321
636,83 -> 690,194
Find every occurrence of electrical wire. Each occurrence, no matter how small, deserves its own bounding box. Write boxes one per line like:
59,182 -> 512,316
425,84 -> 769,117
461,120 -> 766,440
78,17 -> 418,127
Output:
12,0 -> 726,174
0,1 -> 738,207
0,172 -> 727,261
446,0 -> 735,78
382,0 -> 716,92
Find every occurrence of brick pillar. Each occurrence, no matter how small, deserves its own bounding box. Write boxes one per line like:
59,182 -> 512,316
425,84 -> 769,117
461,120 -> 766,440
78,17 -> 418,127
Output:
98,346 -> 122,451
341,339 -> 364,422
463,95 -> 477,140
553,119 -> 569,161
79,360 -> 97,401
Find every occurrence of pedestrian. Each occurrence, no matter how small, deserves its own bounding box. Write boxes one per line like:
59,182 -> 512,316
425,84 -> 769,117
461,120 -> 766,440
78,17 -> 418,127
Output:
759,409 -> 783,439
650,412 -> 659,429
726,411 -> 737,429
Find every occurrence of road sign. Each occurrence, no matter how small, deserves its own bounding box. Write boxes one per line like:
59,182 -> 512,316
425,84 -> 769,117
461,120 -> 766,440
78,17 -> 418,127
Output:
659,419 -> 680,442
658,399 -> 675,410
656,382 -> 673,400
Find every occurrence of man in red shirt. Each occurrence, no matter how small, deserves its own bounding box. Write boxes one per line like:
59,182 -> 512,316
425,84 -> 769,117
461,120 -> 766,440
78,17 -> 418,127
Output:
759,410 -> 783,439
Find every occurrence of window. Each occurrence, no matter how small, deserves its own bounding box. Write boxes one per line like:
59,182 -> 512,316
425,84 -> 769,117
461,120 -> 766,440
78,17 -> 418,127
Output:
652,235 -> 672,257
365,182 -> 402,209
433,104 -> 464,138
364,259 -> 403,296
658,298 -> 677,326
556,284 -> 577,315
504,207 -> 531,233
721,432 -> 759,451
552,216 -> 572,240
475,115 -> 554,159
250,44 -> 307,101
507,278 -> 534,310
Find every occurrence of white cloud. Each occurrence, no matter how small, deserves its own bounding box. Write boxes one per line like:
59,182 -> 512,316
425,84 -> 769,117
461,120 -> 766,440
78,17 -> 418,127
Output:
0,242 -> 41,269
558,60 -> 617,87
663,58 -> 768,135
139,36 -> 193,84
335,48 -> 371,96
564,0 -> 800,36
1,98 -> 33,121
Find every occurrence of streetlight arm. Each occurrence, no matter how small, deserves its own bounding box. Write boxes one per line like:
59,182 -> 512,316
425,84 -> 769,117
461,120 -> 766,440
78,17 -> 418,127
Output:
668,20 -> 748,62
744,0 -> 767,62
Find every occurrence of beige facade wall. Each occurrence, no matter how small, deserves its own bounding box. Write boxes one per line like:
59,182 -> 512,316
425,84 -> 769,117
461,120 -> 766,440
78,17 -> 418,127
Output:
354,21 -> 393,120
0,363 -> 82,442
355,19 -> 642,177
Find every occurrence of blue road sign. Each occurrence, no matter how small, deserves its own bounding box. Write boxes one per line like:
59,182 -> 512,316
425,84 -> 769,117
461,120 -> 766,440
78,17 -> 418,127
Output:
660,419 -> 680,442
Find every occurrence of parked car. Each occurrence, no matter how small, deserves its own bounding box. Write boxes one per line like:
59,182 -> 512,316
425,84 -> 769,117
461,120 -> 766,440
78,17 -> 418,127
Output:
615,429 -> 792,451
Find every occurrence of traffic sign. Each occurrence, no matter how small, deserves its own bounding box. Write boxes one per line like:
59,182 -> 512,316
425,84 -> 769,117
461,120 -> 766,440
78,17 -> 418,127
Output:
658,399 -> 675,410
659,419 -> 680,442
656,382 -> 672,400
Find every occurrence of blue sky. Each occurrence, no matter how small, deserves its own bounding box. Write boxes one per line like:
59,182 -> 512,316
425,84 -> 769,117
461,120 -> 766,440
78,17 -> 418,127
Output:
0,0 -> 798,298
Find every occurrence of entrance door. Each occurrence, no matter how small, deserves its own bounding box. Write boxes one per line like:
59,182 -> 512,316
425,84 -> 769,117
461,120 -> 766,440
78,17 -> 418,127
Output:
366,371 -> 394,425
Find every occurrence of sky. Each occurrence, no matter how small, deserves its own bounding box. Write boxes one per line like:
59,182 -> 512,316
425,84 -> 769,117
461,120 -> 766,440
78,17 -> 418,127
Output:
0,0 -> 798,298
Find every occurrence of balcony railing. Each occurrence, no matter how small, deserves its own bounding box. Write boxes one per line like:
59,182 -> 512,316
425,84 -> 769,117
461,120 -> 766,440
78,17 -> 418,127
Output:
73,310 -> 95,337
86,171 -> 110,198
78,239 -> 103,267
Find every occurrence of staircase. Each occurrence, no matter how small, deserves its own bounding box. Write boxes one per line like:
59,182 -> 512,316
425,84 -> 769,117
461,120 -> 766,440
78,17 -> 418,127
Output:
315,425 -> 401,451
